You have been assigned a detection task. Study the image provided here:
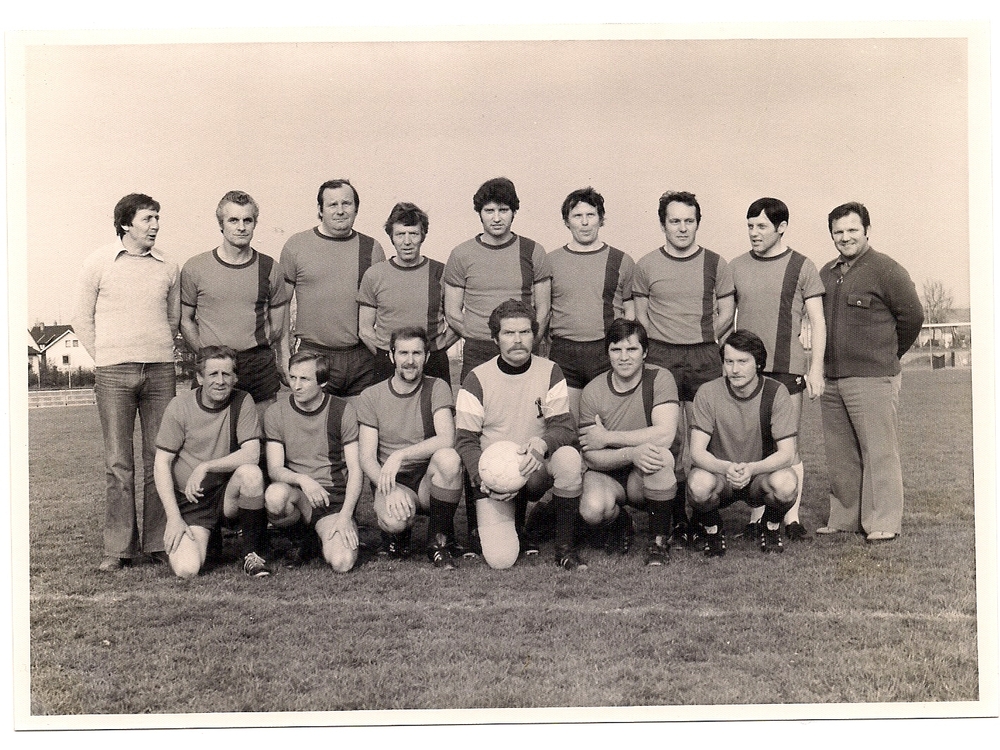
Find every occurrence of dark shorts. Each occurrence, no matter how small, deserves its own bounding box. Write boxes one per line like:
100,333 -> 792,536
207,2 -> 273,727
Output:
309,488 -> 347,523
176,480 -> 229,530
764,371 -> 806,396
373,348 -> 452,385
298,340 -> 375,398
235,345 -> 282,404
549,337 -> 611,390
460,338 -> 500,381
717,474 -> 768,509
646,340 -> 720,402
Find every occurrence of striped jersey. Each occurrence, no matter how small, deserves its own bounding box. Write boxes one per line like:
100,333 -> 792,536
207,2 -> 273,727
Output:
548,243 -> 635,341
443,234 -> 551,340
633,246 -> 735,345
691,376 -> 796,464
730,247 -> 824,376
357,256 -> 451,352
355,375 -> 454,466
181,248 -> 290,351
579,365 -> 678,432
263,393 -> 359,492
279,228 -> 385,348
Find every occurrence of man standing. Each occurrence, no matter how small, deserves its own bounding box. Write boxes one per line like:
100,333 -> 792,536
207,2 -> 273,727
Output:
180,191 -> 290,422
547,187 -> 635,419
278,179 -> 385,398
633,191 -> 735,544
356,327 -> 464,568
455,299 -> 585,570
443,177 -> 552,552
729,197 -> 826,540
154,346 -> 267,578
577,319 -> 680,565
444,177 -> 551,381
817,202 -> 923,543
358,203 -> 458,384
263,351 -> 363,572
74,193 -> 179,572
687,330 -> 799,556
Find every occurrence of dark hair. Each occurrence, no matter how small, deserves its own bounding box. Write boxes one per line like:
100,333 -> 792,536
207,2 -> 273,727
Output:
114,193 -> 160,238
288,350 -> 330,386
216,190 -> 260,227
657,191 -> 701,226
473,177 -> 519,213
384,202 -> 429,239
746,197 -> 788,228
196,345 -> 238,375
721,329 -> 768,374
390,326 -> 429,353
316,179 -> 360,210
827,201 -> 870,233
605,318 -> 648,355
561,187 -> 605,223
488,299 -> 538,340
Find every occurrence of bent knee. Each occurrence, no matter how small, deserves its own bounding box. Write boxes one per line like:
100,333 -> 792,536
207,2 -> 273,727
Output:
549,446 -> 583,492
686,470 -> 719,508
430,448 -> 463,483
769,469 -> 798,503
232,464 -> 265,495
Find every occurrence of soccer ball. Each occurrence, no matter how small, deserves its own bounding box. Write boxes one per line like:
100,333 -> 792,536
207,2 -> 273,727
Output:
478,440 -> 528,495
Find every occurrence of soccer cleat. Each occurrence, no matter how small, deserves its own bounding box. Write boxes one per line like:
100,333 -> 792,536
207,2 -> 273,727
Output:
463,529 -> 482,559
784,521 -> 809,541
604,507 -> 634,556
703,532 -> 727,557
427,533 -> 456,569
644,538 -> 670,566
520,535 -> 540,556
740,519 -> 762,541
146,551 -> 169,565
667,520 -> 689,550
686,521 -> 707,551
98,556 -> 129,572
760,526 -> 784,554
555,546 -> 588,570
243,551 -> 271,577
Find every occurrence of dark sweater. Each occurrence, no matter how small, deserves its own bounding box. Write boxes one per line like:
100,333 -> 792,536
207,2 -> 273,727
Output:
820,247 -> 924,378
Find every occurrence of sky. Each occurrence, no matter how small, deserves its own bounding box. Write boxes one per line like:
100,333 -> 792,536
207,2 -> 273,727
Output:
13,31 -> 976,327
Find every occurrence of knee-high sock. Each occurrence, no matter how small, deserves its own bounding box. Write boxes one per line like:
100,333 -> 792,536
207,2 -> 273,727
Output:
554,494 -> 581,550
427,486 -> 461,543
238,496 -> 267,558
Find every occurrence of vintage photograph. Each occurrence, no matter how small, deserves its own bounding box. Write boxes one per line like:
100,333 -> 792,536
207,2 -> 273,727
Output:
5,9 -> 995,742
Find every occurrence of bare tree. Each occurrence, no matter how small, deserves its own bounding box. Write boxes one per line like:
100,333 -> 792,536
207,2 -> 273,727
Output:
922,279 -> 954,325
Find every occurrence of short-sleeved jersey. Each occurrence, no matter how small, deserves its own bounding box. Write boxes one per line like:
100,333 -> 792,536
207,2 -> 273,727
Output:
730,247 -> 824,376
357,257 -> 451,352
579,365 -> 679,433
156,388 -> 260,493
181,248 -> 290,351
263,393 -> 359,492
633,246 -> 735,345
279,228 -> 385,348
443,234 -> 551,341
355,375 -> 454,466
548,244 -> 635,342
691,375 -> 797,464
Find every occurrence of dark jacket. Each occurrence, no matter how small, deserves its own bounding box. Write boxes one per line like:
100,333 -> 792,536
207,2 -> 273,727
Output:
820,247 -> 924,378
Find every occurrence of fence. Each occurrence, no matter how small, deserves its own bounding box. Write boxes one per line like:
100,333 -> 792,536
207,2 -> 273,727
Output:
28,388 -> 96,408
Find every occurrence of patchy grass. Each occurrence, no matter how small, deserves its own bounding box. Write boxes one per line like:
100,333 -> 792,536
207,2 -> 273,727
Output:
25,368 -> 981,719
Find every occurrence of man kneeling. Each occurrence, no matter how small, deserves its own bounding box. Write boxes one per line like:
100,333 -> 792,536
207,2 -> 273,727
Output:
263,351 -> 362,572
578,319 -> 680,565
687,329 -> 799,556
357,327 -> 463,567
154,346 -> 268,578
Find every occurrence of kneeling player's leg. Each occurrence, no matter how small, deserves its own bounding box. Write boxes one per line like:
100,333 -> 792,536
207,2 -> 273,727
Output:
168,525 -> 212,579
580,471 -> 624,527
759,468 -> 798,523
315,512 -> 358,573
265,482 -> 302,527
687,468 -> 725,531
421,448 -> 463,550
640,453 -> 677,546
547,446 -> 585,564
224,464 -> 268,567
374,484 -> 419,535
476,495 -> 519,569
265,483 -> 316,564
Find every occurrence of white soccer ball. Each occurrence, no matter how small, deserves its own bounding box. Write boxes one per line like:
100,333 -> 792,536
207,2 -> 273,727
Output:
478,440 -> 528,495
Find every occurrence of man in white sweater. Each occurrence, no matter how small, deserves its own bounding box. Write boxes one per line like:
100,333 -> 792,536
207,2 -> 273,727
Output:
74,193 -> 181,572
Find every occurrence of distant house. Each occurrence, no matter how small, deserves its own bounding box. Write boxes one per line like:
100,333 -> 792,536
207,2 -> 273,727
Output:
29,323 -> 96,373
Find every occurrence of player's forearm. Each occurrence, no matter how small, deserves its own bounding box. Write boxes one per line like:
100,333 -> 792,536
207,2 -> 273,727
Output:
582,447 -> 633,472
542,412 -> 576,456
455,428 -> 483,484
200,442 -> 260,475
179,316 -> 201,353
154,456 -> 183,520
358,453 -> 383,486
749,443 -> 796,477
690,446 -> 732,476
603,425 -> 673,449
341,471 -> 363,518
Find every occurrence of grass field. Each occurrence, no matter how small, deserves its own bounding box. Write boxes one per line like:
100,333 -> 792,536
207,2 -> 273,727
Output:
23,367 -> 983,723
